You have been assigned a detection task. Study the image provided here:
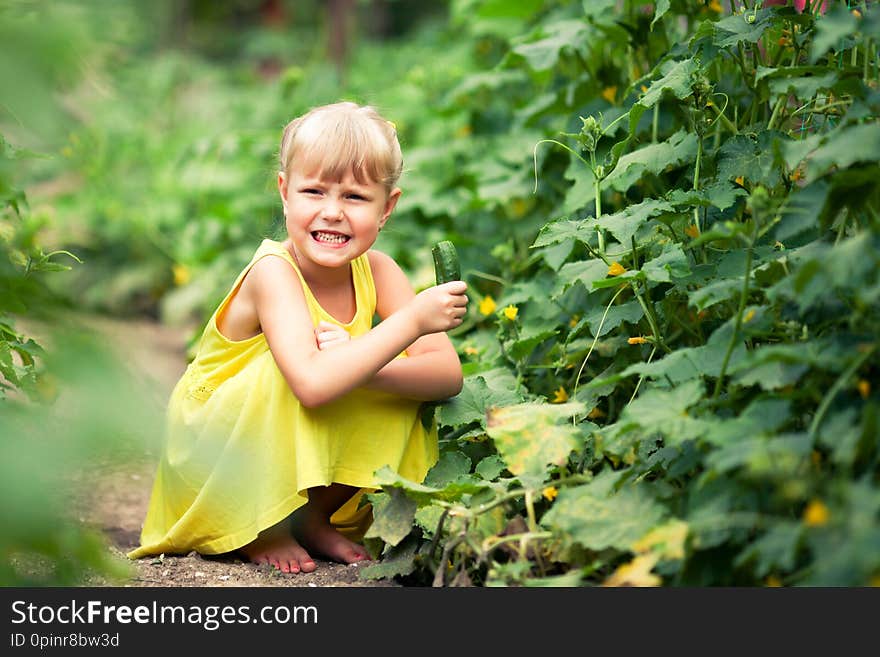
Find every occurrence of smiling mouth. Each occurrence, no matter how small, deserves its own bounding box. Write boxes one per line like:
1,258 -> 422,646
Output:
312,230 -> 351,245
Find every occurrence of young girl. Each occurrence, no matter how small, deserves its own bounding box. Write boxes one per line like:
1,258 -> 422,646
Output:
128,102 -> 468,574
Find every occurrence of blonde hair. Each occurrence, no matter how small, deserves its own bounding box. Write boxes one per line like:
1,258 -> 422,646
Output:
279,102 -> 403,193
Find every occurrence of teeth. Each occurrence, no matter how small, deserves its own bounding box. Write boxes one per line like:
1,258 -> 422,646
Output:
314,231 -> 349,244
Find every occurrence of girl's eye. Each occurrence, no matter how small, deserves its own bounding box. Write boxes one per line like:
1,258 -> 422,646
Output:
302,188 -> 322,195
348,194 -> 367,201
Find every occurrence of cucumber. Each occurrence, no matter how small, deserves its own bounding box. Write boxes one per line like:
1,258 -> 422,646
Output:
432,240 -> 460,285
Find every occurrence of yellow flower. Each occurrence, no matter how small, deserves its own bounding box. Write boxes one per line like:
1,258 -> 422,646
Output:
542,486 -> 558,501
708,0 -> 722,12
684,224 -> 700,238
765,575 -> 783,587
640,84 -> 648,94
172,264 -> 191,286
735,176 -> 745,186
743,309 -> 756,323
503,304 -> 518,321
628,336 -> 648,345
569,314 -> 580,328
463,346 -> 479,356
601,86 -> 617,103
852,9 -> 862,18
607,261 -> 627,277
551,386 -> 569,403
803,499 -> 829,527
857,379 -> 870,399
479,295 -> 497,316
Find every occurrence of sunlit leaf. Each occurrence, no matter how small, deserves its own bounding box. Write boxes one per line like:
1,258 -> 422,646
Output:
486,402 -> 583,481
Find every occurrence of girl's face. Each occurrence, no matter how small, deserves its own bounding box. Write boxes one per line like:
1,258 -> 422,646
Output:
279,165 -> 400,272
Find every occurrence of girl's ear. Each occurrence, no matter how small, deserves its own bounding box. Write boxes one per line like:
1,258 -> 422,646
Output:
278,171 -> 288,212
378,187 -> 402,230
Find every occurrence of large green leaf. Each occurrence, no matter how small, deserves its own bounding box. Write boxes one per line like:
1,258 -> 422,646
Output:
438,369 -> 523,428
639,58 -> 701,108
710,7 -> 776,48
810,4 -> 859,64
804,122 -> 880,177
364,487 -> 417,547
605,130 -> 698,193
511,20 -> 591,71
619,379 -> 709,445
542,469 -> 667,551
734,522 -> 803,577
486,402 -> 583,483
574,298 -> 643,338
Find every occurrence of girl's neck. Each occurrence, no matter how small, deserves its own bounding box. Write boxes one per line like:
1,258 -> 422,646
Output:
283,239 -> 352,290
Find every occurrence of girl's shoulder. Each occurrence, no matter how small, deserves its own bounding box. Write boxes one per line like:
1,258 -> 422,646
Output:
366,248 -> 408,287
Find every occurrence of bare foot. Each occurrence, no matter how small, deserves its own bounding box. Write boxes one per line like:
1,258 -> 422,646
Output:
294,509 -> 371,565
239,522 -> 316,574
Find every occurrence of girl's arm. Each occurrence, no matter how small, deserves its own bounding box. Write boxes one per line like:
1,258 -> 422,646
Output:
363,250 -> 466,401
248,254 -> 466,408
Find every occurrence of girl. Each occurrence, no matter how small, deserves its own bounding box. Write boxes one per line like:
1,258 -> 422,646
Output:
128,102 -> 468,574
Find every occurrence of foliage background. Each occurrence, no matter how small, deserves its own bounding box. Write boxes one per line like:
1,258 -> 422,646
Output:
2,0 -> 878,586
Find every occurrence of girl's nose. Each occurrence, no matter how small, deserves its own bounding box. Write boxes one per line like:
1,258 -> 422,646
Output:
321,200 -> 344,220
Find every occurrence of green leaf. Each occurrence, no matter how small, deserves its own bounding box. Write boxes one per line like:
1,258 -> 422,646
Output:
424,451 -> 472,487
702,398 -> 792,448
542,469 -> 667,551
641,243 -> 690,283
373,466 -> 492,505
557,258 -> 608,295
532,219 -> 581,249
614,322 -> 747,385
591,197 -> 675,246
804,122 -> 880,178
688,277 -> 741,311
364,487 -> 417,547
716,132 -> 784,189
619,379 -> 708,445
651,0 -> 671,30
705,432 -> 812,475
605,130 -> 699,193
511,20 -> 590,71
810,4 -> 859,64
438,370 -> 522,428
486,402 -> 583,482
575,298 -> 643,338
639,58 -> 701,108
710,7 -> 775,48
359,535 -> 418,581
816,408 -> 862,468
475,455 -> 506,480
734,522 -> 803,577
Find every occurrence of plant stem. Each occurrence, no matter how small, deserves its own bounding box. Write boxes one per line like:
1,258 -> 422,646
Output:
652,102 -> 659,143
767,94 -> 787,131
713,224 -> 757,398
808,345 -> 876,443
571,285 -> 627,420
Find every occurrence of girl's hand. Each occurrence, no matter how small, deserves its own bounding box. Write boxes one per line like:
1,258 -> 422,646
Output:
409,281 -> 468,335
315,320 -> 351,350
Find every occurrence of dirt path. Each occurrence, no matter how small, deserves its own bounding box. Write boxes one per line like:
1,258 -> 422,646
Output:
74,316 -> 397,588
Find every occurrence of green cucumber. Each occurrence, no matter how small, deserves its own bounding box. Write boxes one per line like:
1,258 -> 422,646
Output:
432,240 -> 460,285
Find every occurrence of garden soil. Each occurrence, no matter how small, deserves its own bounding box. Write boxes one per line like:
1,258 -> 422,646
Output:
68,316 -> 398,589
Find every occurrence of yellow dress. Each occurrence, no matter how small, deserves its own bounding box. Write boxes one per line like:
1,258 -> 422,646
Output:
128,239 -> 438,558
